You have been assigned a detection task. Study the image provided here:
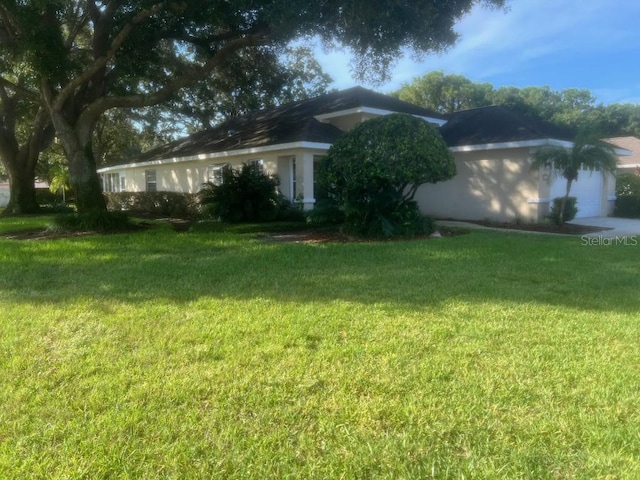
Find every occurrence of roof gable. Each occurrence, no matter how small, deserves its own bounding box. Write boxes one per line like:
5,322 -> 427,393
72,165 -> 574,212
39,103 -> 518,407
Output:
604,136 -> 640,166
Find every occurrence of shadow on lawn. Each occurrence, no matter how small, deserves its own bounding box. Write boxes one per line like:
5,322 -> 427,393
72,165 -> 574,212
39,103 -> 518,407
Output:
1,228 -> 639,314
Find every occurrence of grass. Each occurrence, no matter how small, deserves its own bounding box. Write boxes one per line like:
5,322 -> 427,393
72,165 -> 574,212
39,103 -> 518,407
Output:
1,216 -> 639,479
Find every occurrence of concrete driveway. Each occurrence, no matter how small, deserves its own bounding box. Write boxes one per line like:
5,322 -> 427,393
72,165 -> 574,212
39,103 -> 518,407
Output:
569,216 -> 640,238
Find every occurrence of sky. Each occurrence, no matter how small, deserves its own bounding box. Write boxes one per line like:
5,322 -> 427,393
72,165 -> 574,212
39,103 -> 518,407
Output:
312,0 -> 640,105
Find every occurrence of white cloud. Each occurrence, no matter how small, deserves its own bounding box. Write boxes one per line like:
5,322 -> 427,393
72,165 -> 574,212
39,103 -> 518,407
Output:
314,0 -> 640,103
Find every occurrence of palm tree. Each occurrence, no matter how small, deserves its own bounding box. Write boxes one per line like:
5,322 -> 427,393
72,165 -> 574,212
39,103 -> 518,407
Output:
532,133 -> 618,223
49,163 -> 71,206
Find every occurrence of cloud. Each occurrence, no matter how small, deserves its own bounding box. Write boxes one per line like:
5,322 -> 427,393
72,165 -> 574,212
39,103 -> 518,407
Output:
313,0 -> 640,103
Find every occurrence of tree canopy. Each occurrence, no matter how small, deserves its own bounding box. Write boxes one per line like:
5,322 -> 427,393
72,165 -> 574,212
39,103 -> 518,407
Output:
394,71 -> 640,137
0,0 -> 507,214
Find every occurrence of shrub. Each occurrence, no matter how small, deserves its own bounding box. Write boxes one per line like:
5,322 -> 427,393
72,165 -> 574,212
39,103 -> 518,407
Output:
48,211 -> 132,233
614,195 -> 640,218
319,113 -> 455,237
547,196 -> 578,225
198,164 -> 283,223
305,198 -> 344,226
616,173 -> 640,197
105,191 -> 199,218
612,173 -> 640,218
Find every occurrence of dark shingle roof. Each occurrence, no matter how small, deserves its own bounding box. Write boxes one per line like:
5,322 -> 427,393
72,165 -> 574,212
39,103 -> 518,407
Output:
440,105 -> 576,147
135,87 -> 446,163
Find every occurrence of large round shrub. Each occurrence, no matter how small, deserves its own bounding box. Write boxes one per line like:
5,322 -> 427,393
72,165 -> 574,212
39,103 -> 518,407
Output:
318,113 -> 455,237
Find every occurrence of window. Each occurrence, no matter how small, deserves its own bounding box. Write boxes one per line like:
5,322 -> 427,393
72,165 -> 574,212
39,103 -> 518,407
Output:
206,164 -> 228,186
103,173 -> 121,192
248,159 -> 264,174
145,169 -> 157,192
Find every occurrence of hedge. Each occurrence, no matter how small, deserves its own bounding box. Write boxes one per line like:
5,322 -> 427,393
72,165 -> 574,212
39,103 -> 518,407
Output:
105,191 -> 200,218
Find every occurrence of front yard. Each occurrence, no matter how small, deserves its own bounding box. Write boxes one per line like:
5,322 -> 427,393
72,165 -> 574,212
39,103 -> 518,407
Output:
1,217 -> 639,479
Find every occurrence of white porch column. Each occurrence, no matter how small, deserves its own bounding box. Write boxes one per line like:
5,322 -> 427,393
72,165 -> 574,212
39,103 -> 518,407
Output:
301,152 -> 316,211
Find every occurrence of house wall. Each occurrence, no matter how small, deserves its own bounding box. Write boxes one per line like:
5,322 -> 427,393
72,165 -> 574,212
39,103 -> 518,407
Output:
414,148 -> 543,222
0,184 -> 9,208
109,147 -> 328,208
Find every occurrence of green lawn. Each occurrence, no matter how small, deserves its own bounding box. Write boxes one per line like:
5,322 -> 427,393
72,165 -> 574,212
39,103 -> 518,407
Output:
1,217 -> 639,479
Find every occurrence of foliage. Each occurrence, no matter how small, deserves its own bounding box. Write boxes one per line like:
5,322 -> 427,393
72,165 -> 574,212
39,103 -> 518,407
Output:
613,195 -> 640,218
616,173 -> 640,196
613,173 -> 640,218
305,198 -> 345,226
105,192 -> 200,219
395,71 -> 494,113
395,71 -> 640,137
0,1 -> 506,215
142,46 -> 333,135
531,133 -> 618,223
319,113 -> 455,237
547,196 -> 578,225
198,164 -> 283,223
48,162 -> 70,197
48,211 -> 132,233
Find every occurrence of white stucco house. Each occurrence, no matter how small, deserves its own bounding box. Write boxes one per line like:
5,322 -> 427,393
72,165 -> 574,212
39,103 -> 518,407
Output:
98,87 -> 628,222
0,182 -> 9,208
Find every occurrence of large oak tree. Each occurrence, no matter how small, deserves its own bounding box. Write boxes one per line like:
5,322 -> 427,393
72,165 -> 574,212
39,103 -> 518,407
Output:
0,0 -> 506,214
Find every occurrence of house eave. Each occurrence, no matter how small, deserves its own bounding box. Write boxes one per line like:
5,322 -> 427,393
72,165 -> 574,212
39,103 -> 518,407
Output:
449,139 -> 575,153
314,107 -> 447,126
97,141 -> 333,173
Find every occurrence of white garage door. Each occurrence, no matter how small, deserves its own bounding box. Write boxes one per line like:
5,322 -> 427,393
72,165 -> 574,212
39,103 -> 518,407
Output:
550,169 -> 603,218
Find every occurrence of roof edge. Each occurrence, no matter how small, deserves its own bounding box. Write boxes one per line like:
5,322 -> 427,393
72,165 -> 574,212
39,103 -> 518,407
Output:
97,141 -> 333,173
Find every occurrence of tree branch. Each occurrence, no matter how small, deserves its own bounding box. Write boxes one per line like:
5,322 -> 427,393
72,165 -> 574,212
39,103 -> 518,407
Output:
0,6 -> 18,47
0,77 -> 40,102
79,32 -> 265,124
51,3 -> 164,111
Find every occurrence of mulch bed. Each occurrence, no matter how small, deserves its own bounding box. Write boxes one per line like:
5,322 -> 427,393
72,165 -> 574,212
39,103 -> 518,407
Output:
3,218 -> 610,243
259,227 -> 465,244
466,220 -> 613,235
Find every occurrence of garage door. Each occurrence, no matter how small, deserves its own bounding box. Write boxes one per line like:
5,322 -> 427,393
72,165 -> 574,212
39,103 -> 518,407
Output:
550,169 -> 603,218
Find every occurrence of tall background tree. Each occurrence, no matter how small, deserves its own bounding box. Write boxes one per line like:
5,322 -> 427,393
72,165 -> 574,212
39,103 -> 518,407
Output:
0,0 -> 507,215
0,56 -> 53,214
394,71 -> 640,137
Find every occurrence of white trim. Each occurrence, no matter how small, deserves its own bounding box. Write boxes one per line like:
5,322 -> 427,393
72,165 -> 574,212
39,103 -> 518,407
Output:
608,195 -> 617,201
300,197 -> 316,204
450,139 -> 574,153
314,107 -> 447,126
97,141 -> 333,173
618,163 -> 640,168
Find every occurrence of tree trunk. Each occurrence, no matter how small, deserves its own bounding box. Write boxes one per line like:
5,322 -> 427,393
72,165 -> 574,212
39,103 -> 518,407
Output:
559,179 -> 574,224
3,149 -> 40,215
51,111 -> 106,214
0,99 -> 49,215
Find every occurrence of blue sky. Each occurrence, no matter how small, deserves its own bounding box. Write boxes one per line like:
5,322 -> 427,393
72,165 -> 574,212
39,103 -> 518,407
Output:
313,0 -> 640,105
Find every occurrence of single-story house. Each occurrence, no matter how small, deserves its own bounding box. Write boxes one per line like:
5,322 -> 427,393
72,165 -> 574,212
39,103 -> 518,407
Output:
0,182 -> 9,208
604,136 -> 640,175
98,87 -> 627,221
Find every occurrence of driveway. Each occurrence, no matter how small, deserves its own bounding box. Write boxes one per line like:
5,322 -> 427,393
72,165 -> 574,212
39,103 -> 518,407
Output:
569,216 -> 640,238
